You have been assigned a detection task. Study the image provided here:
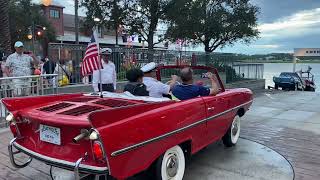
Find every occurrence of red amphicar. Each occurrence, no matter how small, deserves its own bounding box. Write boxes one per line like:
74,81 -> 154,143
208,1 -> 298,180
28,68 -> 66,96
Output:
4,66 -> 253,180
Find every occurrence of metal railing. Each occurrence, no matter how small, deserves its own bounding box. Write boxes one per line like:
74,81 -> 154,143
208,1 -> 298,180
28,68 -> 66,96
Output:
0,74 -> 58,127
48,43 -> 264,85
232,63 -> 264,80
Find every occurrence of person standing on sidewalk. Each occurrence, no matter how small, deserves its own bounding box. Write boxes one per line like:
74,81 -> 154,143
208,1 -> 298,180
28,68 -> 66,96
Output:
4,41 -> 39,96
92,48 -> 117,92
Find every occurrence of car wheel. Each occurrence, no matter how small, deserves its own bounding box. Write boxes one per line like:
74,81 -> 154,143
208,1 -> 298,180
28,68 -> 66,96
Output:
222,115 -> 241,147
156,145 -> 185,180
275,84 -> 279,90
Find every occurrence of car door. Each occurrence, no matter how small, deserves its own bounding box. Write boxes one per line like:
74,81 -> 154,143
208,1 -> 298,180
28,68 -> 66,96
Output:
202,93 -> 231,142
174,98 -> 209,151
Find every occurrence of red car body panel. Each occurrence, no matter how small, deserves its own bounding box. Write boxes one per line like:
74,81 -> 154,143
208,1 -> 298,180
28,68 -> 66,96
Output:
3,66 -> 253,179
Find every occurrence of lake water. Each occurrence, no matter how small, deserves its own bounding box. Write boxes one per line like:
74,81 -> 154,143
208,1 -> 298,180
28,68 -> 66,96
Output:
263,63 -> 320,92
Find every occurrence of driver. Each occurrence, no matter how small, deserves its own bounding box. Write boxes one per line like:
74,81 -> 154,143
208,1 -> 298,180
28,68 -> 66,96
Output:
172,67 -> 220,100
141,62 -> 178,98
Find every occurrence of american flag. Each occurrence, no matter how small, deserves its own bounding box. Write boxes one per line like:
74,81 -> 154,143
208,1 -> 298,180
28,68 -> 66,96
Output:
81,35 -> 102,76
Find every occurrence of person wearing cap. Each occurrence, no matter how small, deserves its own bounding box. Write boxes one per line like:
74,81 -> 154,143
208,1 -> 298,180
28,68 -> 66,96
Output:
141,62 -> 178,98
92,48 -> 117,92
4,41 -> 39,96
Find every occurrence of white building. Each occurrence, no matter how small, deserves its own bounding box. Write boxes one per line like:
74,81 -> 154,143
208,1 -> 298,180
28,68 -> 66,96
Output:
294,48 -> 320,57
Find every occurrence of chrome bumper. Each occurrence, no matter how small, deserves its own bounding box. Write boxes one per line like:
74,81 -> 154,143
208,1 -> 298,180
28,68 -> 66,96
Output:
8,138 -> 33,168
8,138 -> 108,180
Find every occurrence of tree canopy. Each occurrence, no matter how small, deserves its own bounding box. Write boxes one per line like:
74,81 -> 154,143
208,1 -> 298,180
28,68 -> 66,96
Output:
81,0 -> 171,49
123,0 -> 170,49
81,0 -> 126,45
81,0 -> 260,52
166,0 -> 260,52
9,0 -> 56,44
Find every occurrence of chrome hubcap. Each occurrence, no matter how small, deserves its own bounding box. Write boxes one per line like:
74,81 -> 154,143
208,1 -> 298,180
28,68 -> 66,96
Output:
166,154 -> 179,178
232,119 -> 238,136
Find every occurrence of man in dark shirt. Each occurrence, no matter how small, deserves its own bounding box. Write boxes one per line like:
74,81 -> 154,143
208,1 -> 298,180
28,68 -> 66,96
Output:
172,67 -> 220,100
124,68 -> 149,96
42,58 -> 56,78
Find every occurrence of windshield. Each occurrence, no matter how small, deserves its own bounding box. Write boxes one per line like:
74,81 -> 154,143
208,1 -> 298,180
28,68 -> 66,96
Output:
156,66 -> 224,92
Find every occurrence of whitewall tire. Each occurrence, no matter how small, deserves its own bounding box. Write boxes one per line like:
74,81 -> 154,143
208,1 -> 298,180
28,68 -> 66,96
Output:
156,145 -> 185,180
223,115 -> 241,147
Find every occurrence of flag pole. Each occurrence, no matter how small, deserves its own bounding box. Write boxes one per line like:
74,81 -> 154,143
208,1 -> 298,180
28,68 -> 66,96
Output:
95,27 -> 103,98
98,56 -> 103,98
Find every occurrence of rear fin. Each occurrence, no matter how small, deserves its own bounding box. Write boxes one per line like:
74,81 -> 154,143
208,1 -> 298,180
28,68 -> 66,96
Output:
1,94 -> 82,112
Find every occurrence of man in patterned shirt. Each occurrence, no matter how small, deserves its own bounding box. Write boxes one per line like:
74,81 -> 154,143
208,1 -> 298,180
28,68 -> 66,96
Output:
4,41 -> 39,96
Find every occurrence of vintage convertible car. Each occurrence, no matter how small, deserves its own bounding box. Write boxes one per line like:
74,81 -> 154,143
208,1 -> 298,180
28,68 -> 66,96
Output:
3,66 -> 253,180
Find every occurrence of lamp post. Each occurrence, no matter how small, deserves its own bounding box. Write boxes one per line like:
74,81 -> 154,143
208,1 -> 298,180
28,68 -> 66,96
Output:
27,22 -> 35,54
27,23 -> 47,54
75,0 -> 79,45
93,17 -> 101,38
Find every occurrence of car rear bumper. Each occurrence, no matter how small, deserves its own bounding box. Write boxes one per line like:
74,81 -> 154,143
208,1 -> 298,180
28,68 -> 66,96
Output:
8,138 -> 108,178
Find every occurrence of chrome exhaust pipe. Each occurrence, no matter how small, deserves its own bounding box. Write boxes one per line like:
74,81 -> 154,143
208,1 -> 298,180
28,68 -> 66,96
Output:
72,129 -> 89,143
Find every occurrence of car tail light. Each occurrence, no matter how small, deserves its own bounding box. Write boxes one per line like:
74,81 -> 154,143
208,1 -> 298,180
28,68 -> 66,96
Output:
93,141 -> 105,161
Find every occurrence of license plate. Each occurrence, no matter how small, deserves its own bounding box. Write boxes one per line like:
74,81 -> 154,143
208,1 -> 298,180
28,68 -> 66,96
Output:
40,124 -> 61,145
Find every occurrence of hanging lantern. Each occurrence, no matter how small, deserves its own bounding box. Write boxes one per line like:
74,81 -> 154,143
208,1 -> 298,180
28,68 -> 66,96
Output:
42,0 -> 52,6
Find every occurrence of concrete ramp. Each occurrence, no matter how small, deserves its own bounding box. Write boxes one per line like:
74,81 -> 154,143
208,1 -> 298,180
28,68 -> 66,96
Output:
184,138 -> 293,180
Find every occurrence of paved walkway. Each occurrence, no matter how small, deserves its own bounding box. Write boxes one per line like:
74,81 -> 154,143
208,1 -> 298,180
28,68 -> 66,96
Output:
0,90 -> 319,180
242,90 -> 320,180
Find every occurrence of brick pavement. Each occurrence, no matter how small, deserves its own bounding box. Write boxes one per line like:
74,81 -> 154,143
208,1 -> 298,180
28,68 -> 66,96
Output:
0,130 -> 50,180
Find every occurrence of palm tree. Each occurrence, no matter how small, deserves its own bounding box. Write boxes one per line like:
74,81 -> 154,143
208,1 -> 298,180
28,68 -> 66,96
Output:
0,0 -> 12,54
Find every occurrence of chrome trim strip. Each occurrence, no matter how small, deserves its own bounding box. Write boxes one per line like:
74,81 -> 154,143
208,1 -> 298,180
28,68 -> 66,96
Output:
13,142 -> 108,171
111,100 -> 253,157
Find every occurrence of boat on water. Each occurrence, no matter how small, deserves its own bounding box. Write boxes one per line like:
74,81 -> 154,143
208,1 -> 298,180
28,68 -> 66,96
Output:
298,66 -> 316,91
273,66 -> 316,91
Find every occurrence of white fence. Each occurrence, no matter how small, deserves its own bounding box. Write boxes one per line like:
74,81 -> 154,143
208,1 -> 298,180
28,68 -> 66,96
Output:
0,74 -> 58,127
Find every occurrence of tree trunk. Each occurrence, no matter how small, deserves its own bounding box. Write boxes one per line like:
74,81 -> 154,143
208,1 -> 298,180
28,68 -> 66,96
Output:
204,41 -> 212,65
75,0 -> 79,44
0,0 -> 12,54
115,23 -> 118,46
147,32 -> 154,62
204,41 -> 213,53
147,33 -> 154,50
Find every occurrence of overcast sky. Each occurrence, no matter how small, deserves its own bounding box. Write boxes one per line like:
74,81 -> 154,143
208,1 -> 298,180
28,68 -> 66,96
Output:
37,0 -> 320,54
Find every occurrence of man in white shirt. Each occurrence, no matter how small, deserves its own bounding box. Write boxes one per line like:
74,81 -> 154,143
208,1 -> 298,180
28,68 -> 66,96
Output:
141,62 -> 178,98
5,41 -> 39,96
92,48 -> 117,92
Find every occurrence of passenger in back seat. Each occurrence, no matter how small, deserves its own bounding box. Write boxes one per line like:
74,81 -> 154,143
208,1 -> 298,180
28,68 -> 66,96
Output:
124,69 -> 149,96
